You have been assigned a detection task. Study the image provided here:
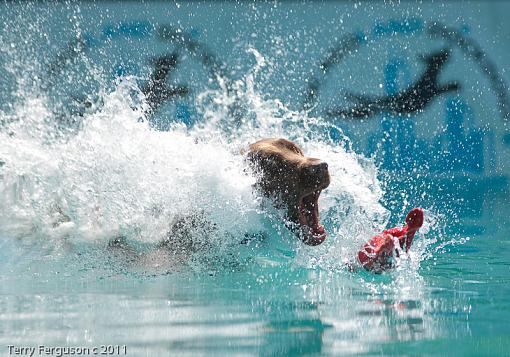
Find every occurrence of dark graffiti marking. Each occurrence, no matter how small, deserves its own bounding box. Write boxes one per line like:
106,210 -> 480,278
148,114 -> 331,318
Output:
302,34 -> 361,111
45,36 -> 91,85
428,23 -> 510,121
141,52 -> 188,114
44,22 -> 230,120
44,21 -> 153,84
326,49 -> 460,119
299,18 -> 508,177
303,20 -> 510,122
43,18 -> 509,137
156,25 -> 230,88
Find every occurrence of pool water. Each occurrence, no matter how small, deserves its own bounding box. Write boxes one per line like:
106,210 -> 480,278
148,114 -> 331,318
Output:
1,195 -> 509,356
1,1 -> 510,356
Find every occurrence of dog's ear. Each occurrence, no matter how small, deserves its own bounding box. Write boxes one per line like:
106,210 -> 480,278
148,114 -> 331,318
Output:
245,150 -> 257,164
246,150 -> 267,168
273,138 -> 304,156
239,144 -> 251,155
247,151 -> 288,177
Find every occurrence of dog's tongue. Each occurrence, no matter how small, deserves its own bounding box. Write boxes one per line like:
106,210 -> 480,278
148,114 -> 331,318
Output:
298,192 -> 327,246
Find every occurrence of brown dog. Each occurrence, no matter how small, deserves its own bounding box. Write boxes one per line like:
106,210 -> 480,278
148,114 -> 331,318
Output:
106,138 -> 329,268
247,138 -> 330,245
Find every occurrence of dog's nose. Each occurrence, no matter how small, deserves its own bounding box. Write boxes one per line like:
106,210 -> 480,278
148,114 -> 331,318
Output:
306,162 -> 329,176
317,162 -> 328,173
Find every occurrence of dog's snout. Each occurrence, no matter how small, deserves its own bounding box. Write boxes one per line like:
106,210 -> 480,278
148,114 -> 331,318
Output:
307,162 -> 329,176
318,162 -> 328,173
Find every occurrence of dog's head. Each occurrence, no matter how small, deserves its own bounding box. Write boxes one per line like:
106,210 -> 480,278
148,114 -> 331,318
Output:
247,138 -> 330,245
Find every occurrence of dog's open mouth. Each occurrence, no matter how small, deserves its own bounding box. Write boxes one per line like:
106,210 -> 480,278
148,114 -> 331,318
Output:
298,190 -> 326,246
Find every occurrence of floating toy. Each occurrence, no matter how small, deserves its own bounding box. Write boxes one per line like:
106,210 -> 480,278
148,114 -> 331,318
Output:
357,208 -> 424,272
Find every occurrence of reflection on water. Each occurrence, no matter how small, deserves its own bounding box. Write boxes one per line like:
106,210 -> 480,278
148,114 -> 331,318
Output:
1,203 -> 510,356
0,281 -> 470,356
3,222 -> 504,357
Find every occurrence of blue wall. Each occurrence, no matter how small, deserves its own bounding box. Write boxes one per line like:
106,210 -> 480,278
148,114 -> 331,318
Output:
1,1 -> 509,185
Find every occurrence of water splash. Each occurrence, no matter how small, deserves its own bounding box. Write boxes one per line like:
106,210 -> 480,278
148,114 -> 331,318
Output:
0,45 -> 448,276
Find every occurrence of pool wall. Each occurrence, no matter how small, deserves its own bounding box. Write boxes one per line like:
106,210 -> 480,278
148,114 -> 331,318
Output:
0,1 -> 508,189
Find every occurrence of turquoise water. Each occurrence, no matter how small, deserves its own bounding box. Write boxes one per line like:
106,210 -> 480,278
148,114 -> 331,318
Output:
1,194 -> 509,356
1,1 -> 510,356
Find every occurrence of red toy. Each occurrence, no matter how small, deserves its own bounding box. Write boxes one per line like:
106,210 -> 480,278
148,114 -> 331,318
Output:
357,208 -> 424,272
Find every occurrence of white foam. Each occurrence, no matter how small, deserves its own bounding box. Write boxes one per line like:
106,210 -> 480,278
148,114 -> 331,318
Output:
0,50 -> 395,270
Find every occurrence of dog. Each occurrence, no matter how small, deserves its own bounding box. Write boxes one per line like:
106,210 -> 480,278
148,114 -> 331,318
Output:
246,138 -> 331,246
106,137 -> 331,263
